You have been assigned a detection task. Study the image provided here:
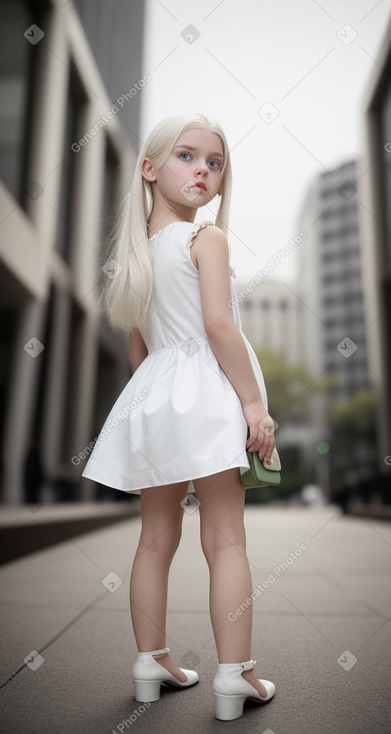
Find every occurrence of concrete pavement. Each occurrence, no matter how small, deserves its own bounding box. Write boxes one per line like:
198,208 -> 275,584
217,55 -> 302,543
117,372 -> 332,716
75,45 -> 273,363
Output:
1,504 -> 390,733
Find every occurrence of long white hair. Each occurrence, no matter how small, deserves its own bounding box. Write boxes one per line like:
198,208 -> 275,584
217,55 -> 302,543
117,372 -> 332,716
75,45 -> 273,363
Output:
101,112 -> 233,333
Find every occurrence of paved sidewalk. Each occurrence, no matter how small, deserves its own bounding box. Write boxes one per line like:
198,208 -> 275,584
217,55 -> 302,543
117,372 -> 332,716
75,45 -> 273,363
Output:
1,505 -> 390,734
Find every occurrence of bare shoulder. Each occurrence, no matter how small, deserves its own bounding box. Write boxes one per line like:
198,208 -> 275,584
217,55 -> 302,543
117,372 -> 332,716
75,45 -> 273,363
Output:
191,224 -> 228,269
196,224 -> 227,244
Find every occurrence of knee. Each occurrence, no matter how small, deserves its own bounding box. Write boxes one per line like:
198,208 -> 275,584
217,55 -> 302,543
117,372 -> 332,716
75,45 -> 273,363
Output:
200,522 -> 246,563
140,520 -> 182,558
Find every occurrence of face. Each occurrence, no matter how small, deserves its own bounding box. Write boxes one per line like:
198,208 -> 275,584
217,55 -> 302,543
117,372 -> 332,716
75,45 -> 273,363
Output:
143,127 -> 225,209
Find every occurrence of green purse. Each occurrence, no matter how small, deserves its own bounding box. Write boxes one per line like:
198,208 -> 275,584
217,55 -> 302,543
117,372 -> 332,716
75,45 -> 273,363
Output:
241,446 -> 282,489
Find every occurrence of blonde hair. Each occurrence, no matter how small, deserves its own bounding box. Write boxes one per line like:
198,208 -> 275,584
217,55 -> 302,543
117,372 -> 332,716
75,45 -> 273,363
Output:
101,112 -> 232,333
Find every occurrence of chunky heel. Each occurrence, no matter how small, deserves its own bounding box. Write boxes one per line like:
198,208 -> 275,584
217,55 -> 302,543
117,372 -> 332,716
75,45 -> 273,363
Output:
133,678 -> 162,702
213,659 -> 275,720
131,646 -> 199,703
214,692 -> 246,721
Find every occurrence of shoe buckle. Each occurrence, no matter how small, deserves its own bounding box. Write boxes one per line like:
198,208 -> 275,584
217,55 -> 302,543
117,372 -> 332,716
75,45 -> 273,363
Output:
240,659 -> 256,670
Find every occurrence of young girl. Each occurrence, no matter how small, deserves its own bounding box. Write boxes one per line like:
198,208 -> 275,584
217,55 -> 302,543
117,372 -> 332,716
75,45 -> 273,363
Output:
82,112 -> 276,721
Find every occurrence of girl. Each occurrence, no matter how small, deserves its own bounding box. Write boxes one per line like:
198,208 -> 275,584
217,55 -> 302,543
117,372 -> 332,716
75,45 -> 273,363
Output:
82,112 -> 276,721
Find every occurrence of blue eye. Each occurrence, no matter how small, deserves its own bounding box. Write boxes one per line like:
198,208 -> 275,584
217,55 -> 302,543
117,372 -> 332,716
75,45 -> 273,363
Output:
178,153 -> 220,167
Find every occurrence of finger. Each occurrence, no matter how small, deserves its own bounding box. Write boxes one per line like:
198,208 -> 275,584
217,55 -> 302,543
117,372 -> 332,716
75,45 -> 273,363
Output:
253,429 -> 267,451
246,426 -> 256,450
257,435 -> 275,460
261,444 -> 275,462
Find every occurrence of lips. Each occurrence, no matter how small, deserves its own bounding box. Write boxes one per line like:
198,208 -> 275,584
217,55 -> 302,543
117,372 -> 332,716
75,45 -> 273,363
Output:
194,182 -> 207,191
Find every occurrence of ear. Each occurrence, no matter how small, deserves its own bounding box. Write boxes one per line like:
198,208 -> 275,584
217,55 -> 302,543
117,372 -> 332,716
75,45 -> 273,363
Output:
141,157 -> 157,182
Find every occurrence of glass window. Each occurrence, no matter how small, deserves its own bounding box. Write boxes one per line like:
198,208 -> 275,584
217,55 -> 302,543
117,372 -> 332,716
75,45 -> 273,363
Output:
54,65 -> 87,264
0,1 -> 42,205
100,136 -> 120,255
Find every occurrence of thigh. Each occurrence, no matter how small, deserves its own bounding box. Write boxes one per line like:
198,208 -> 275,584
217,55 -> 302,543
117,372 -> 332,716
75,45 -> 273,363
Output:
194,469 -> 247,552
138,481 -> 189,547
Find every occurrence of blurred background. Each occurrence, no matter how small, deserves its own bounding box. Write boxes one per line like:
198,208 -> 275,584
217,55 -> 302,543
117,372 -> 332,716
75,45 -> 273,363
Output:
0,0 -> 390,525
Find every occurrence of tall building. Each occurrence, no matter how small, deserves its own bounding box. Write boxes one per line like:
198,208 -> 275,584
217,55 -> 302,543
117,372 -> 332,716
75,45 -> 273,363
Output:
0,0 -> 146,503
298,160 -> 370,396
359,16 -> 391,480
297,159 -> 373,490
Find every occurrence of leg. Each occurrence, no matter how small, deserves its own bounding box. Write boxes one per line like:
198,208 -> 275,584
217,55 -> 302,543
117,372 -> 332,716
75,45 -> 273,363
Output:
194,468 -> 268,697
129,481 -> 189,681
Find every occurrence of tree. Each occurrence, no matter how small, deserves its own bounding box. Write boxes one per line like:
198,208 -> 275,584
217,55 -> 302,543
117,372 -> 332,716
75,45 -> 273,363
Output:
252,346 -> 335,425
328,388 -> 379,439
245,346 -> 336,500
327,388 -> 379,488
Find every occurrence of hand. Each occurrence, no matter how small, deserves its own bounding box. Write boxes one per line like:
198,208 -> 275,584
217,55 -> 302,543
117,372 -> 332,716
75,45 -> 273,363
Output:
242,401 -> 275,463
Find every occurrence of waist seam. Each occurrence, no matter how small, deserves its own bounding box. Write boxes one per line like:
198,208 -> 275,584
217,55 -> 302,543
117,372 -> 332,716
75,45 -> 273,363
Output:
147,336 -> 208,356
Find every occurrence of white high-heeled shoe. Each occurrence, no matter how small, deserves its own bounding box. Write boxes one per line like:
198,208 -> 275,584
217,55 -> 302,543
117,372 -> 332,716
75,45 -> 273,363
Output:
132,646 -> 199,702
213,659 -> 275,720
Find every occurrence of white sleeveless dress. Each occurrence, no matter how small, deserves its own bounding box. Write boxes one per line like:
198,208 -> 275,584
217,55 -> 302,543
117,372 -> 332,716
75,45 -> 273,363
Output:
81,220 -> 268,494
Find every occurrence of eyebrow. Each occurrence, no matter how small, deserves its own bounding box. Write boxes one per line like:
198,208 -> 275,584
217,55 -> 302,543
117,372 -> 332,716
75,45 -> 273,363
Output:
173,144 -> 225,159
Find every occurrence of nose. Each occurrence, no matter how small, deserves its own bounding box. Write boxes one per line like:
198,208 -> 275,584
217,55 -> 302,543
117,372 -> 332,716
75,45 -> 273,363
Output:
195,159 -> 208,175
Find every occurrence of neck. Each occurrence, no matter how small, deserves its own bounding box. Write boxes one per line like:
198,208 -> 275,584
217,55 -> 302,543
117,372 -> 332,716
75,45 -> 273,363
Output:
147,186 -> 198,230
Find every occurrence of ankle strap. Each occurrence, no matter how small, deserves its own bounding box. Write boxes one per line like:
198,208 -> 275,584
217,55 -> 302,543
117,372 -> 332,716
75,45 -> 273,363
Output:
240,659 -> 256,670
137,646 -> 170,656
217,659 -> 256,671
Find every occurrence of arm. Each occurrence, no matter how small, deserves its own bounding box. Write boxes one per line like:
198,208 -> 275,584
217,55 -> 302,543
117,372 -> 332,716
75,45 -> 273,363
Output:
192,226 -> 275,461
129,328 -> 148,373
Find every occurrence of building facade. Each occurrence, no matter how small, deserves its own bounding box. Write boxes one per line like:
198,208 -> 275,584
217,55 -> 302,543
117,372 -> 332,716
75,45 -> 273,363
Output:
236,277 -> 306,366
298,160 -> 370,398
0,0 -> 146,503
358,16 -> 391,479
297,157 -> 378,490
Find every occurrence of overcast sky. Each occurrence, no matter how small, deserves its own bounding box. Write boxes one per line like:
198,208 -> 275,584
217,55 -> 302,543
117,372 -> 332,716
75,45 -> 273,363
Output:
140,0 -> 391,282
